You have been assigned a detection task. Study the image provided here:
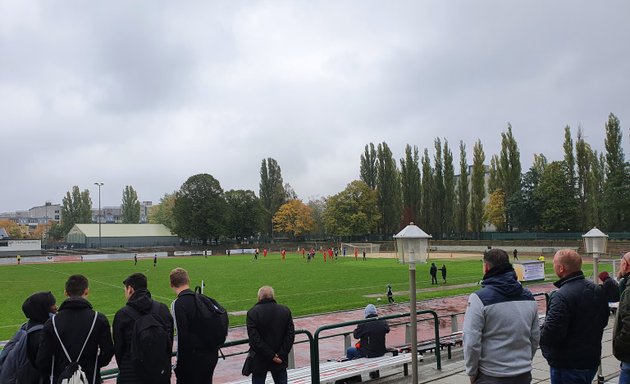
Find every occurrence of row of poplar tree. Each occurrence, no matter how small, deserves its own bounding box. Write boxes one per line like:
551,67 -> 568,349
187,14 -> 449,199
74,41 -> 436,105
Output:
52,113 -> 629,243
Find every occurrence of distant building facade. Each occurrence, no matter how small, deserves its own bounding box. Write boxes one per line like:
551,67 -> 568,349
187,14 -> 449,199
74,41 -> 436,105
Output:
66,223 -> 178,248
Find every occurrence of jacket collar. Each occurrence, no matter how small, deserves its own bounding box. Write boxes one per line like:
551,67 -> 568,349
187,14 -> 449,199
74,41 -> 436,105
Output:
554,270 -> 585,288
257,298 -> 277,305
58,297 -> 93,311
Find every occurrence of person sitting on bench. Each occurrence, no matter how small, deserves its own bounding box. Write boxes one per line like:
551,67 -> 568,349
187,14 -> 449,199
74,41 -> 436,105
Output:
346,304 -> 390,360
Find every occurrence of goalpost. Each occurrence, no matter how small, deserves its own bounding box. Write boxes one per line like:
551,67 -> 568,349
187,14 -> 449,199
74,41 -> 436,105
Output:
340,242 -> 381,257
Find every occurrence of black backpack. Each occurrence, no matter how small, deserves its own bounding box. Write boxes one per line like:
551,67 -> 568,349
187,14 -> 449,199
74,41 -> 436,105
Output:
123,302 -> 172,382
180,292 -> 229,349
0,323 -> 43,384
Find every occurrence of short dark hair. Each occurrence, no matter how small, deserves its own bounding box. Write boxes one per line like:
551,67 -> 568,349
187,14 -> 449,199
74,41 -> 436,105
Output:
65,274 -> 89,297
123,273 -> 147,290
483,249 -> 509,269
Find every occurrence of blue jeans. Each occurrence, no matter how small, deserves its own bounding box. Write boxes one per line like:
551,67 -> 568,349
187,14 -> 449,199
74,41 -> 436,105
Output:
549,367 -> 597,384
252,369 -> 288,384
346,347 -> 364,360
620,362 -> 630,384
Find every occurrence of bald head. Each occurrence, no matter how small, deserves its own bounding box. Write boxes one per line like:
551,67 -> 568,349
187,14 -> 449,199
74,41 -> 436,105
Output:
553,249 -> 582,278
619,252 -> 630,278
257,286 -> 275,301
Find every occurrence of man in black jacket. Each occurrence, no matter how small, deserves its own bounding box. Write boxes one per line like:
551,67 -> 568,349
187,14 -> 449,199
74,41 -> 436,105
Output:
246,286 -> 295,384
346,304 -> 390,359
170,267 -> 217,384
113,273 -> 173,384
540,249 -> 609,384
36,274 -> 114,384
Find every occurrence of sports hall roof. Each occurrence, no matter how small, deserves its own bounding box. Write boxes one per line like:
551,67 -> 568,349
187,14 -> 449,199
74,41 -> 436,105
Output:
70,224 -> 176,238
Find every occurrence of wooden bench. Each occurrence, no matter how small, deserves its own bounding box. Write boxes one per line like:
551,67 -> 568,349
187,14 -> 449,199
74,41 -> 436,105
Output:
228,352 -> 413,384
398,331 -> 463,360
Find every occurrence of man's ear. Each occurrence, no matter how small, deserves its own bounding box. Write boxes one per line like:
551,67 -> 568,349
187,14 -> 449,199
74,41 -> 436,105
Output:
83,288 -> 89,297
64,290 -> 69,298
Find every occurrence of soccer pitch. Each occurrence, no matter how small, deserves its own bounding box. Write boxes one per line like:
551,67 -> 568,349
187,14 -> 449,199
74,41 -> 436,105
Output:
0,253 -> 571,341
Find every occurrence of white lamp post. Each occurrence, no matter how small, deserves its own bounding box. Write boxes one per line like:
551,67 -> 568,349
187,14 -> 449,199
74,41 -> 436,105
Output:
394,222 -> 431,384
94,182 -> 104,248
582,226 -> 608,384
582,227 -> 608,284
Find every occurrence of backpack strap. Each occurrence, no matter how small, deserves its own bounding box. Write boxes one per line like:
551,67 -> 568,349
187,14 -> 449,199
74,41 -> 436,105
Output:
52,311 -> 98,364
170,298 -> 179,368
25,323 -> 44,335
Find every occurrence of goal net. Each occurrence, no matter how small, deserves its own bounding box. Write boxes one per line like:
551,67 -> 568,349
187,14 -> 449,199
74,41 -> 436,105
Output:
340,242 -> 381,256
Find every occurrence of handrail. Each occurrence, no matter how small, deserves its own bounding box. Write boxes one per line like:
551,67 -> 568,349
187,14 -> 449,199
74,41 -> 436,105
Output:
101,329 -> 313,380
311,309 -> 441,383
533,291 -> 550,312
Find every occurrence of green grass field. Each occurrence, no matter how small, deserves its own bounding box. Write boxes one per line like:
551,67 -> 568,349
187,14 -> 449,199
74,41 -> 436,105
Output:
0,253 -> 603,341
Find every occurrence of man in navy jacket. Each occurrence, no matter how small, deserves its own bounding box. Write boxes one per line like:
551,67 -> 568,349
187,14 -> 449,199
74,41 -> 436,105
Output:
540,249 -> 609,384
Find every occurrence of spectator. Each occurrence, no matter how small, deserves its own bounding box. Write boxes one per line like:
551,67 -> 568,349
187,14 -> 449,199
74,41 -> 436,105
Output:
599,271 -> 620,303
346,304 -> 390,359
430,263 -> 438,285
36,274 -> 114,384
540,249 -> 609,384
13,291 -> 57,383
246,286 -> 295,384
463,248 -> 539,383
614,253 -> 630,383
513,249 -> 519,261
113,273 -> 173,384
619,252 -> 630,296
170,267 -> 218,383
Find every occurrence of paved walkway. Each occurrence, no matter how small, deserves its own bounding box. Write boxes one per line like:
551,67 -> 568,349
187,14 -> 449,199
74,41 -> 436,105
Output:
372,320 -> 620,383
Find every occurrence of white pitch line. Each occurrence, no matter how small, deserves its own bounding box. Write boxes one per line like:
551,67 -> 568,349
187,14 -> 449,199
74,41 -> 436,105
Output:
21,265 -> 173,302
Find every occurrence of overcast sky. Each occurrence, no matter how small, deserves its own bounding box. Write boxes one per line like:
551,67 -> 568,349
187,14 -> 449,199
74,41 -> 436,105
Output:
1,1 -> 629,213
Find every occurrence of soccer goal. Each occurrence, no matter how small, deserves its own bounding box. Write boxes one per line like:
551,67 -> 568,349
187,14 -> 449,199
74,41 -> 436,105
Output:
340,242 -> 381,257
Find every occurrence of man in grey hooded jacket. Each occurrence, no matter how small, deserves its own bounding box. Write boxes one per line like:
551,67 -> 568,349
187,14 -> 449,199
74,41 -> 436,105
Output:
463,249 -> 540,384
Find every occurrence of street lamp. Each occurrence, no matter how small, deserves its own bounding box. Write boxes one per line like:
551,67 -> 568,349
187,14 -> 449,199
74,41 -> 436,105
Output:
582,227 -> 608,284
582,226 -> 608,384
94,182 -> 104,248
394,222 -> 431,384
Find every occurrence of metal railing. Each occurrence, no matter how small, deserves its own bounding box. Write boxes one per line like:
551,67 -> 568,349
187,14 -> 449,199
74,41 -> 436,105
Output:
101,329 -> 313,380
310,309 -> 441,383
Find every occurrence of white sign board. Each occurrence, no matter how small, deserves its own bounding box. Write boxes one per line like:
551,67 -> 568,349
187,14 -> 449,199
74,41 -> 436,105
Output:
514,260 -> 545,282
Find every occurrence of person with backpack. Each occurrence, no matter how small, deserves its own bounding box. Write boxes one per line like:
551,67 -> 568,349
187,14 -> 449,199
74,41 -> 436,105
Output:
113,273 -> 173,384
36,274 -> 114,384
0,291 -> 57,384
170,267 -> 228,384
245,286 -> 295,384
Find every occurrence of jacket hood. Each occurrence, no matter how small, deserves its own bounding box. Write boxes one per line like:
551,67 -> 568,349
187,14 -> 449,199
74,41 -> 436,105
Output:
481,264 -> 526,298
126,288 -> 153,313
58,297 -> 93,311
22,291 -> 56,323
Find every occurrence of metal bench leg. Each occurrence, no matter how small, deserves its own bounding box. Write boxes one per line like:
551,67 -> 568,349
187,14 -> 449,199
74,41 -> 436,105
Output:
404,362 -> 408,376
447,345 -> 452,359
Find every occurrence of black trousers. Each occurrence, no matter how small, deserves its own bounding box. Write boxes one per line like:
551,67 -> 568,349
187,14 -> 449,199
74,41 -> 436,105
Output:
175,350 -> 218,384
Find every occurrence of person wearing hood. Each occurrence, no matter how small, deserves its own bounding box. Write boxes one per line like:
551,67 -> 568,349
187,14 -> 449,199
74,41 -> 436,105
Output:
113,273 -> 173,384
346,304 -> 390,360
463,248 -> 539,384
599,271 -> 620,303
19,291 -> 57,383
